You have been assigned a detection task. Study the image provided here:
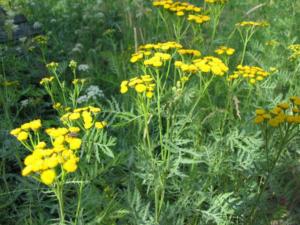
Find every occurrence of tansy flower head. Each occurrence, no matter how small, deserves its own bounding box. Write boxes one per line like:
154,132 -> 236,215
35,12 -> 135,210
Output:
236,21 -> 269,27
254,97 -> 300,126
120,75 -> 155,98
214,46 -> 235,56
40,76 -> 54,85
205,0 -> 228,4
192,56 -> 228,76
40,169 -> 56,185
46,62 -> 59,70
227,65 -> 271,84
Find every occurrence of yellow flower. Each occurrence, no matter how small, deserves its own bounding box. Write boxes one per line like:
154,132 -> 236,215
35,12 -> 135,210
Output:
40,76 -> 54,85
46,127 -> 69,138
30,119 -> 42,131
21,123 -> 31,130
135,84 -> 147,93
69,112 -> 81,120
255,109 -> 266,115
17,131 -> 29,141
69,60 -> 77,69
277,102 -> 289,110
176,11 -> 184,16
95,121 -> 107,129
69,127 -> 80,133
22,166 -> 32,176
89,106 -> 101,113
254,116 -> 264,124
46,62 -> 59,70
36,142 -> 47,149
214,46 -> 235,56
120,85 -> 128,94
45,156 -> 59,168
82,111 -> 93,129
68,138 -> 82,150
10,128 -> 21,136
236,21 -> 269,27
268,118 -> 280,127
63,159 -> 78,172
40,169 -> 56,185
53,136 -> 65,147
146,92 -> 154,99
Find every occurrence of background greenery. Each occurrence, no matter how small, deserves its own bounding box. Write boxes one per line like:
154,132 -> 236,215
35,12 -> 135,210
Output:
0,0 -> 299,224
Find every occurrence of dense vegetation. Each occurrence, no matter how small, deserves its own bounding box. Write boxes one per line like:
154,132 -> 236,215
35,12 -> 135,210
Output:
0,0 -> 300,224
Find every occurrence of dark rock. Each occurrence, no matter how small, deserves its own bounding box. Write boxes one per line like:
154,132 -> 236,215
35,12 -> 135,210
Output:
14,14 -> 27,24
0,5 -> 42,44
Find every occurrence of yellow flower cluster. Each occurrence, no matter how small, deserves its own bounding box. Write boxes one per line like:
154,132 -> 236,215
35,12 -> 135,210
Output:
254,96 -> 300,127
152,0 -> 210,24
227,65 -> 270,84
178,49 -> 201,57
120,75 -> 155,99
72,78 -> 86,85
236,21 -> 269,27
10,120 -> 82,185
144,52 -> 172,67
153,1 -> 202,14
130,41 -> 182,65
139,41 -> 183,51
187,14 -> 210,24
10,119 -> 42,141
175,56 -> 228,75
205,0 -> 228,4
214,46 -> 235,56
40,76 -> 54,85
46,62 -> 59,70
288,44 -> 300,60
60,106 -> 107,130
175,61 -> 198,73
33,35 -> 48,45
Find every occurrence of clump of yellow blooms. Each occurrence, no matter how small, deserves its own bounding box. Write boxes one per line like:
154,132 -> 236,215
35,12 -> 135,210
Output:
254,96 -> 300,127
10,119 -> 42,141
153,0 -> 202,14
46,62 -> 59,70
227,65 -> 271,84
175,56 -> 228,75
139,41 -> 183,51
236,21 -> 269,27
144,52 -> 172,67
205,0 -> 228,4
130,41 -> 182,65
60,106 -> 107,130
152,0 -> 210,24
288,44 -> 300,60
214,46 -> 235,56
10,120 -> 81,185
11,105 -> 108,186
174,61 -> 198,73
178,49 -> 201,57
120,75 -> 155,99
32,35 -> 48,45
40,76 -> 54,85
187,14 -> 210,24
193,57 -> 229,75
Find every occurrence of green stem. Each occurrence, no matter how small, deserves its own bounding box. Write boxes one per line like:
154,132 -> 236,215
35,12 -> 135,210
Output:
247,129 -> 290,224
75,180 -> 84,225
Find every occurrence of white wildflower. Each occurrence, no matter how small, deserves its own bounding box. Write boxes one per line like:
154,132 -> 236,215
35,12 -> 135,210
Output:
76,85 -> 104,104
33,21 -> 42,29
78,64 -> 89,72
